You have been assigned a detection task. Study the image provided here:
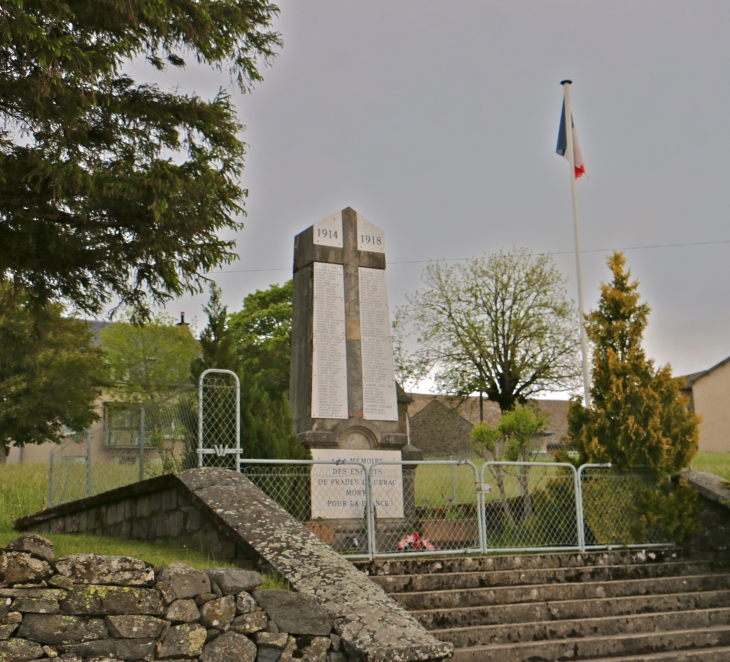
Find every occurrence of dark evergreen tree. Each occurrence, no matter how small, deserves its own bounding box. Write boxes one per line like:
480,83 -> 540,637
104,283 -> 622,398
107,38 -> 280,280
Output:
0,286 -> 108,461
1,0 -> 281,318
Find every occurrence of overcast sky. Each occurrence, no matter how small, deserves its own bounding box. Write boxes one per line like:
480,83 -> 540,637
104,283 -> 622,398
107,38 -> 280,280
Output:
134,1 -> 730,382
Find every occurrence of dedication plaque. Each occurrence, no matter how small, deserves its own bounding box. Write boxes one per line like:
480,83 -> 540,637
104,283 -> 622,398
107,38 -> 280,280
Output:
311,262 -> 348,419
311,449 -> 404,519
359,267 -> 398,421
357,214 -> 386,254
313,211 -> 343,248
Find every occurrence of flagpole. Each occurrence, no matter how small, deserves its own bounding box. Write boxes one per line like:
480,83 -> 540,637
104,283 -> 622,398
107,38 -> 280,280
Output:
561,79 -> 592,407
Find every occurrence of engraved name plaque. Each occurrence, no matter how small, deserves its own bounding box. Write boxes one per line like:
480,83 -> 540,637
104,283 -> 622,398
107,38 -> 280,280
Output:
311,262 -> 348,419
359,267 -> 398,421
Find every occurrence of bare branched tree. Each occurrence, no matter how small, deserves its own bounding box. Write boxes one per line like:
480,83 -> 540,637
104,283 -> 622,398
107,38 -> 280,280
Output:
395,247 -> 581,416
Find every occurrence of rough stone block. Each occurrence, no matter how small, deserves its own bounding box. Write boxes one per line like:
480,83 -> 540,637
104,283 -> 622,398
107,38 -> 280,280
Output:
168,510 -> 184,537
11,597 -> 59,614
200,595 -> 236,629
17,614 -> 108,645
61,585 -> 164,616
166,599 -> 200,623
150,492 -> 162,513
131,518 -> 147,540
200,631 -> 256,662
0,638 -> 43,661
253,591 -> 333,636
162,489 -> 177,511
0,622 -> 19,640
6,534 -> 54,561
156,563 -> 211,599
300,636 -> 330,662
236,592 -> 257,614
0,552 -> 52,584
186,507 -> 201,532
58,638 -> 155,660
115,637 -> 157,660
277,636 -> 298,662
48,576 -> 74,590
230,611 -> 267,634
156,512 -> 170,538
154,582 -> 175,605
257,648 -> 282,662
137,496 -> 151,518
206,569 -> 263,595
255,632 -> 289,650
78,510 -> 88,532
55,555 -> 154,586
196,592 -> 219,606
105,614 -> 166,638
157,623 -> 206,658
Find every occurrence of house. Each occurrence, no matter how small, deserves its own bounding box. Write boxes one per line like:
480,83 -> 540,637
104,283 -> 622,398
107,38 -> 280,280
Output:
406,393 -> 571,458
682,355 -> 730,452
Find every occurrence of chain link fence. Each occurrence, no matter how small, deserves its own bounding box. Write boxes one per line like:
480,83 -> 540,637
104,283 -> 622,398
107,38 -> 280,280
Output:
48,388 -> 198,507
480,461 -> 579,552
579,464 -> 670,548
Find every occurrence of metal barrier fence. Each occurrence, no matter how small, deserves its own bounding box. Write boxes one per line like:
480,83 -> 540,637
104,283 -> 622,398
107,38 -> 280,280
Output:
239,459 -> 671,560
49,434 -> 673,558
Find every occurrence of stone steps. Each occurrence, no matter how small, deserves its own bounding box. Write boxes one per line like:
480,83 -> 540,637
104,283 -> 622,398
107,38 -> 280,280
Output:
392,572 -> 730,610
361,549 -> 730,661
358,548 -> 683,577
449,625 -> 730,662
368,560 -> 711,593
439,606 -> 730,648
588,645 -> 730,661
411,589 -> 730,629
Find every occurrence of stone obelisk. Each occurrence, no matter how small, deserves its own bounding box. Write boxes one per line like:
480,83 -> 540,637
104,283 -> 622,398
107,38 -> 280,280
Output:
290,207 -> 409,452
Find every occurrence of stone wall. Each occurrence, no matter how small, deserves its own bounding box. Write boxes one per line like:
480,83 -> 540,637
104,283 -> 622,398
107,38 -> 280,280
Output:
16,468 -> 453,662
0,534 -> 349,662
19,475 -> 255,568
683,470 -> 730,560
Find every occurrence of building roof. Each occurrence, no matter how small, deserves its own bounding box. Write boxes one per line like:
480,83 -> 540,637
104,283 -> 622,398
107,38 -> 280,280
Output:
682,354 -> 730,388
405,392 -> 571,443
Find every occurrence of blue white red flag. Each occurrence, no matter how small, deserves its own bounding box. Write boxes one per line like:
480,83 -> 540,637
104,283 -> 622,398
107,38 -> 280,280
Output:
556,99 -> 586,179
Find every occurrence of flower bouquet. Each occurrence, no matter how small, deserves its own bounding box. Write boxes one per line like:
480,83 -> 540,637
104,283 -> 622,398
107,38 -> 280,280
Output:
396,531 -> 437,552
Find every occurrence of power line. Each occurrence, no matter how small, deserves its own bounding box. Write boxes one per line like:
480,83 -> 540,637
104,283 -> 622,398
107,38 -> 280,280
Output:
210,238 -> 730,275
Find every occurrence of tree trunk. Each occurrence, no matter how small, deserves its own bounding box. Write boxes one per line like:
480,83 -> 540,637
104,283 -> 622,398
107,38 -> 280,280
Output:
479,392 -> 483,423
0,444 -> 6,464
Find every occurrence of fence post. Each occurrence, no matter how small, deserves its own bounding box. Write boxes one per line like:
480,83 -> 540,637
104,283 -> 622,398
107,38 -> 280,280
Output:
139,407 -> 146,483
574,465 -> 585,552
47,449 -> 54,508
450,455 -> 459,505
86,429 -> 92,498
366,464 -> 377,560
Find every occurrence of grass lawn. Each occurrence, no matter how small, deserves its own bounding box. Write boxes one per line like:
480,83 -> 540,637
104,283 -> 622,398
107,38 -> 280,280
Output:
691,452 -> 730,481
0,463 -> 291,586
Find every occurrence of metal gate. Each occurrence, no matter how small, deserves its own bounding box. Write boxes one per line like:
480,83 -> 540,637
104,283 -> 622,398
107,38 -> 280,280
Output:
197,369 -> 242,470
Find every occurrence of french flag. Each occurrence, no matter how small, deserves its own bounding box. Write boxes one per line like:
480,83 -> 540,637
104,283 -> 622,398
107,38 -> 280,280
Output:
556,99 -> 586,179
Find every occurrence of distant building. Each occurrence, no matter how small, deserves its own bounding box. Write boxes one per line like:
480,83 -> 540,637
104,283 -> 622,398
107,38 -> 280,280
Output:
406,393 -> 571,458
682,356 -> 730,453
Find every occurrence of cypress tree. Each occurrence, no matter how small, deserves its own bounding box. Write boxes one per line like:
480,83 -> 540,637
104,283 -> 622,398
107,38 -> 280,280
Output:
567,252 -> 701,541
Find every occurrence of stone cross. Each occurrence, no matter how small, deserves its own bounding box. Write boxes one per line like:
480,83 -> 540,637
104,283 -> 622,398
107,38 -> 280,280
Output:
290,207 -> 408,451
